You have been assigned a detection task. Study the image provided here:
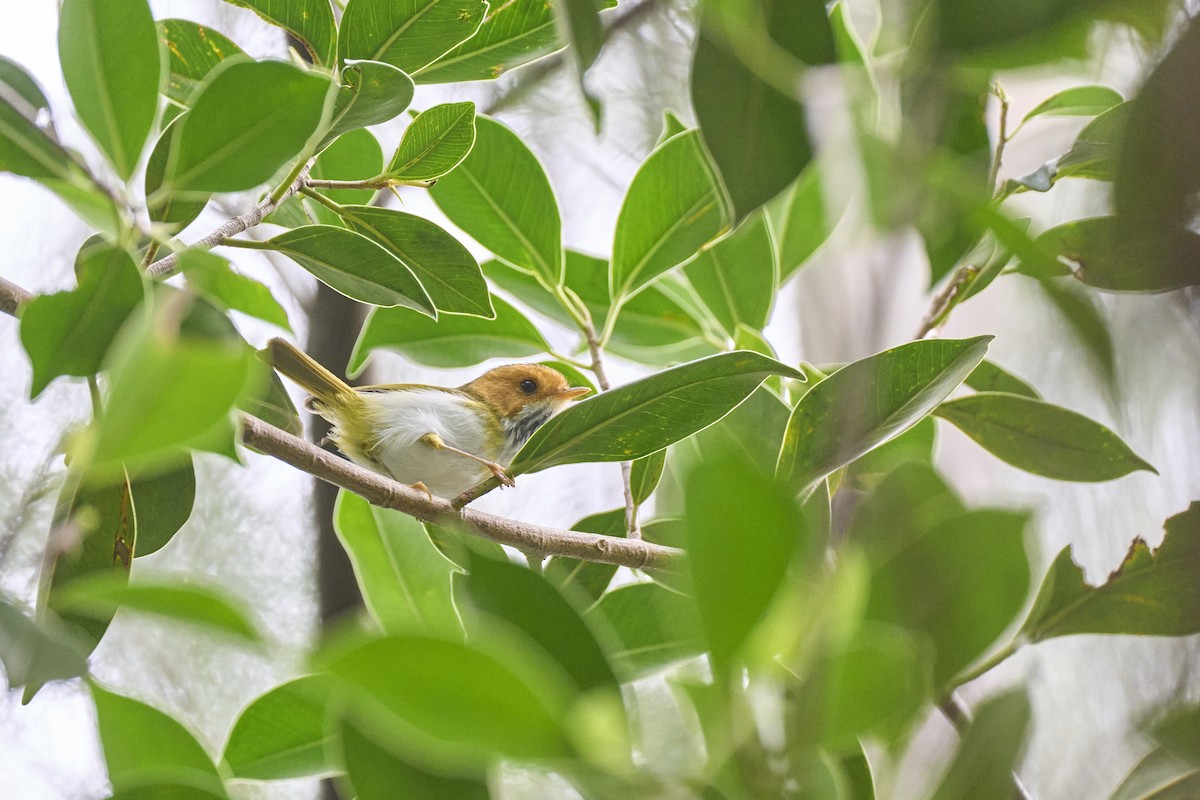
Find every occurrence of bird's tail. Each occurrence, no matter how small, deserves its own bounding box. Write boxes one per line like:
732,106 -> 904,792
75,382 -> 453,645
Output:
263,338 -> 362,411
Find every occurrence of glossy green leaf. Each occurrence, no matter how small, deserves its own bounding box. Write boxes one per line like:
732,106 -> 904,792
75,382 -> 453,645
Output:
19,242 -> 145,397
340,0 -> 488,73
965,360 -> 1040,398
866,509 -> 1030,687
179,250 -> 291,332
127,460 -> 196,557
543,509 -> 625,605
1037,216 -> 1200,293
658,109 -> 688,144
54,575 -> 260,642
157,19 -> 244,105
778,163 -> 836,281
221,0 -> 336,65
0,599 -> 89,695
588,582 -> 705,679
146,117 -> 209,230
90,681 -> 225,795
340,720 -> 489,800
931,689 -> 1031,800
1021,502 -> 1200,641
266,225 -> 434,313
685,447 -> 816,676
385,102 -> 476,180
59,0 -> 160,179
351,295 -> 548,372
778,337 -> 991,491
1022,85 -> 1123,123
611,130 -> 733,300
430,115 -> 563,284
165,60 -> 333,194
414,0 -> 560,83
935,393 -> 1155,482
676,384 -> 792,480
321,60 -> 415,148
310,128 -> 385,208
509,351 -> 803,475
223,675 -> 334,780
340,205 -> 493,317
684,210 -> 776,335
630,449 -> 667,505
335,491 -> 461,637
321,634 -> 574,763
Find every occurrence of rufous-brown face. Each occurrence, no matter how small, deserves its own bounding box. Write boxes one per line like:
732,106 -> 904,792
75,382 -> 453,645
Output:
461,364 -> 590,418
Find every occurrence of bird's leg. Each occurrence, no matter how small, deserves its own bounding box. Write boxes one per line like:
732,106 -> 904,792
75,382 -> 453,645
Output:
418,432 -> 516,487
410,481 -> 434,502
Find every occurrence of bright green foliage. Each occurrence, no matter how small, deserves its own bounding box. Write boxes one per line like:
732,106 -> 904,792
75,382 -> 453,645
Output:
339,0 -> 488,73
588,582 -> 705,679
339,720 -> 489,800
777,163 -> 836,281
935,393 -> 1155,482
146,118 -> 209,229
931,689 -> 1031,800
309,129 -> 384,208
1022,85 -> 1123,123
322,61 -> 415,148
414,0 -> 561,83
158,19 -> 244,105
684,210 -> 777,335
629,449 -> 667,504
543,510 -> 625,604
126,460 -> 197,556
179,250 -> 291,332
965,360 -> 1040,398
385,102 -> 476,180
0,600 -> 88,695
221,0 -> 336,65
223,675 -> 334,780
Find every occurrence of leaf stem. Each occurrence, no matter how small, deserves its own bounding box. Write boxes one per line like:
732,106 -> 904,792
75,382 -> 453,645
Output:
300,186 -> 348,216
946,638 -> 1020,693
219,237 -> 274,250
988,83 -> 1011,195
270,158 -> 311,205
305,177 -> 437,190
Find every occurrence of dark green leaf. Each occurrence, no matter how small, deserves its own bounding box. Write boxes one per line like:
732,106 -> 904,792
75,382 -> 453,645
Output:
90,681 -> 225,795
322,60 -> 415,148
146,117 -> 209,230
221,0 -> 336,65
965,360 -> 1040,398
385,102 -> 476,181
179,250 -> 291,332
849,460 -> 965,566
350,295 -> 547,372
310,128 -> 384,207
630,450 -> 667,505
587,582 -> 705,679
423,522 -> 507,570
340,0 -> 488,73
223,675 -> 334,780
0,56 -> 51,115
684,211 -> 776,335
429,115 -> 562,284
334,491 -> 461,637
931,689 -> 1031,800
19,242 -> 145,397
267,225 -> 434,313
1037,216 -> 1200,293
1021,502 -> 1200,641
1022,85 -> 1123,123
509,351 -> 803,475
165,60 -> 333,194
543,509 -> 625,604
340,205 -> 493,317
414,0 -> 565,84
54,575 -> 260,642
59,0 -> 160,179
157,19 -> 244,105
778,163 -> 835,281
935,393 -> 1154,482
777,337 -> 991,491
0,599 -> 89,695
866,509 -> 1030,687
128,460 -> 196,557
848,417 -> 938,487
1056,102 -> 1129,182
340,720 -> 489,800
611,130 -> 733,300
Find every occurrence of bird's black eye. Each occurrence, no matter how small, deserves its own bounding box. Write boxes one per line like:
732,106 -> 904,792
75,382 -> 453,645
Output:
519,378 -> 538,394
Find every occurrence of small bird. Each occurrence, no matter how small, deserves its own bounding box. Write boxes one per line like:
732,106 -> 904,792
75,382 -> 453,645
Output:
265,338 -> 590,498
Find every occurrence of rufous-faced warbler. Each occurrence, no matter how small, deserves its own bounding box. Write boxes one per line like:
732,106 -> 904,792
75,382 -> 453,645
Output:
265,338 -> 590,497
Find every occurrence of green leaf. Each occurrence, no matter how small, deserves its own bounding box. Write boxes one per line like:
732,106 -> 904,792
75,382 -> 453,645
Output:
778,337 -> 991,491
54,575 -> 260,642
934,393 -> 1155,482
658,109 -> 688,144
556,0 -> 604,123
340,205 -> 493,317
146,117 -> 209,230
0,599 -> 89,695
340,720 -> 489,800
1022,85 -> 1123,123
429,115 -> 563,284
310,128 -> 385,208
166,60 -> 333,194
1021,502 -> 1200,641
385,102 -> 476,183
19,242 -> 145,397
221,0 -> 336,65
242,368 -> 304,437
866,509 -> 1030,687
587,582 -> 705,679
0,55 -> 52,114
543,510 -> 625,604
223,675 -> 334,780
179,250 -> 291,332
321,60 -> 415,148
930,689 -> 1031,800
508,351 -> 803,476
414,0 -> 560,84
107,785 -> 226,800
1110,747 -> 1200,800
683,210 -> 776,335
630,449 -> 667,505
611,129 -> 733,300
351,295 -> 547,372
685,447 -> 817,676
847,417 -> 938,488
340,0 -> 488,73
58,0 -> 160,179
335,491 -> 462,637
778,163 -> 836,282
849,460 -> 965,566
266,225 -> 434,313
320,634 -> 574,764
157,19 -> 245,105
1037,216 -> 1200,293
127,459 -> 196,557
964,360 -> 1040,398
1056,102 -> 1129,182
90,681 -> 226,795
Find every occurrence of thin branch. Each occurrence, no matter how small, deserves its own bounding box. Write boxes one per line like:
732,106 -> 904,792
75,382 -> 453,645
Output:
989,84 -> 1011,195
305,177 -> 436,190
914,265 -> 975,339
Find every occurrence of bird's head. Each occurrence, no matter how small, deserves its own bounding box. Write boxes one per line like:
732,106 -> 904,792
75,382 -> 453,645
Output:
461,364 -> 591,421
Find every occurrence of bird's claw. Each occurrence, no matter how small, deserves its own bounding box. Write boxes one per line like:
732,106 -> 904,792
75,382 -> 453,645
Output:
488,463 -> 516,488
409,482 -> 434,502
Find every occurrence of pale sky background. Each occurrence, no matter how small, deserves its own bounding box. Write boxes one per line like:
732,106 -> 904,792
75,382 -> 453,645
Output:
2,3 -> 1200,799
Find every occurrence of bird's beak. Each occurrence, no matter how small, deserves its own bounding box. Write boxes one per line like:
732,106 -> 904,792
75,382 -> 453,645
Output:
558,386 -> 591,401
